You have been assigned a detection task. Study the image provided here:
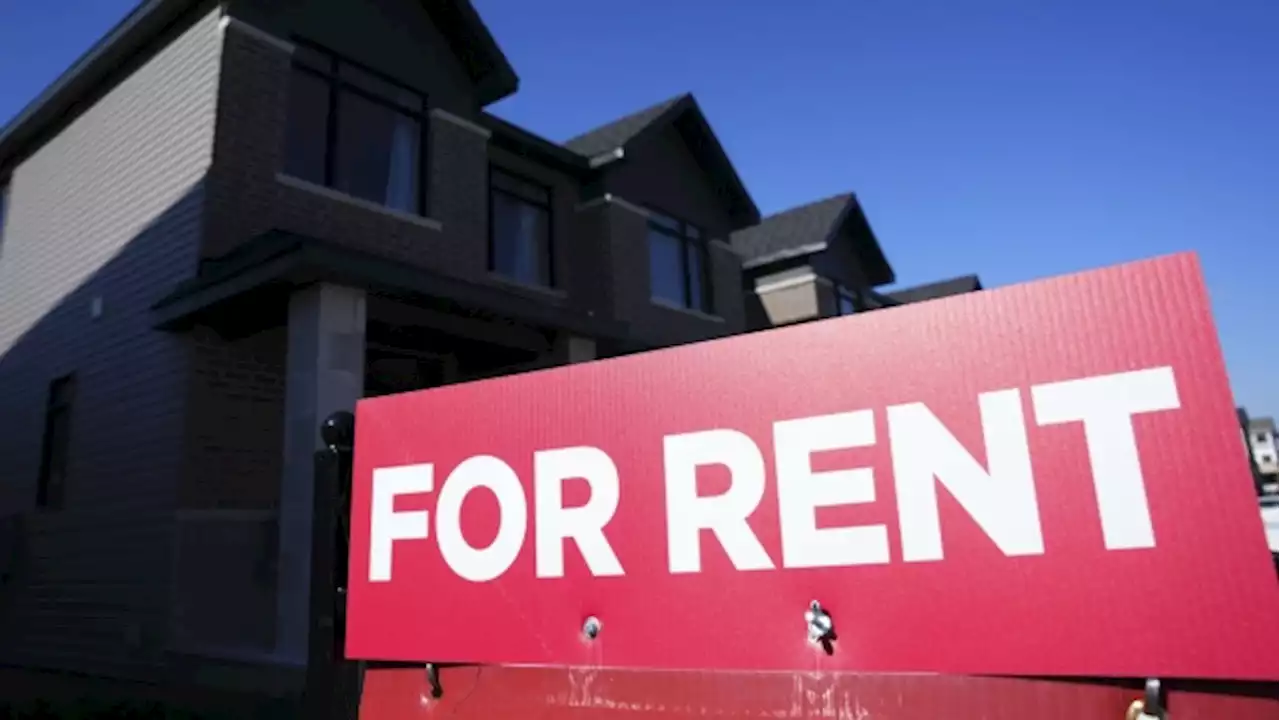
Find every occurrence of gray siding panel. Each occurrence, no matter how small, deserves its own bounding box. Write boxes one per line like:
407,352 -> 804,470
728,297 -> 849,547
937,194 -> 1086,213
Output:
0,7 -> 223,678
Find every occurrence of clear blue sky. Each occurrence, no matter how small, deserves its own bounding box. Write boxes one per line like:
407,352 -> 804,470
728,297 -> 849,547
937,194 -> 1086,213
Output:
1,0 -> 1275,417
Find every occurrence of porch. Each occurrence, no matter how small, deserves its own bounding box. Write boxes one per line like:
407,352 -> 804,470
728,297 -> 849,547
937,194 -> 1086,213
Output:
151,230 -> 624,681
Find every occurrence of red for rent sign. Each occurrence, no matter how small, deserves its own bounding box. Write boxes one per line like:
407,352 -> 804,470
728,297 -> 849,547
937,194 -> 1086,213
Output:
345,253 -> 1279,680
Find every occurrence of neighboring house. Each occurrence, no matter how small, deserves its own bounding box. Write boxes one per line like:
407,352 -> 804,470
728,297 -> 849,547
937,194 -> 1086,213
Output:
1238,408 -> 1265,489
730,193 -> 898,328
1247,417 -> 1278,477
0,0 -> 925,706
886,274 -> 984,304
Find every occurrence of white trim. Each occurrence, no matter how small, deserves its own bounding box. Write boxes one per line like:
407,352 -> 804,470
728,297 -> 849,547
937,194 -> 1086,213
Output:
575,193 -> 654,220
588,147 -> 625,168
429,109 -> 492,139
708,238 -> 738,255
276,173 -> 443,231
574,196 -> 609,212
754,272 -> 823,294
217,16 -> 295,55
607,194 -> 651,219
651,297 -> 725,323
743,242 -> 829,269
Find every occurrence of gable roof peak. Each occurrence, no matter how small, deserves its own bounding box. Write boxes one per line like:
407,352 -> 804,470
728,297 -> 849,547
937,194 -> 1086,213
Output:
562,93 -> 691,159
731,192 -> 895,286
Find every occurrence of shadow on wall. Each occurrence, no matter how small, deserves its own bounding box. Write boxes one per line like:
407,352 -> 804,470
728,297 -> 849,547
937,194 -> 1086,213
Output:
0,178 -> 292,712
743,284 -> 768,333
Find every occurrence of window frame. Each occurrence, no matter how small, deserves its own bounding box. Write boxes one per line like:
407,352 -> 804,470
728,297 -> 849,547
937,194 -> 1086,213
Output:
286,39 -> 431,216
646,208 -> 711,313
836,285 -> 858,316
487,165 -> 555,288
36,374 -> 76,511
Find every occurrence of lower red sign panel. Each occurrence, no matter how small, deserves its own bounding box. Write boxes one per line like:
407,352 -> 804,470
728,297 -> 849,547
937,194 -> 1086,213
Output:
358,667 -> 1279,720
346,253 -> 1279,680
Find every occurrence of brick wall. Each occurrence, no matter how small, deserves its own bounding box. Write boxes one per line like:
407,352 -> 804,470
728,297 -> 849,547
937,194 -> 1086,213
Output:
182,326 -> 286,511
601,200 -> 743,348
205,22 -> 491,282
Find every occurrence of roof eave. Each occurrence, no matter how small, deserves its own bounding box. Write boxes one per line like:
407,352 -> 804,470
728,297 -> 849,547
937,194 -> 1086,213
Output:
481,113 -> 593,176
0,0 -> 197,169
445,0 -> 520,106
838,196 -> 896,287
614,95 -> 760,230
0,0 -> 522,169
740,242 -> 830,270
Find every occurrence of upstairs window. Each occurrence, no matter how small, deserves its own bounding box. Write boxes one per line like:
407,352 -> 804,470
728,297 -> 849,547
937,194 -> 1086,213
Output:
284,42 -> 428,215
37,375 -> 75,510
837,286 -> 858,315
648,210 -> 710,312
489,168 -> 552,287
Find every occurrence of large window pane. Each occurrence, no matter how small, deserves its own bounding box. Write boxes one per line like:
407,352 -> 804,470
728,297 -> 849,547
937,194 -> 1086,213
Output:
649,229 -> 685,304
283,69 -> 330,185
492,192 -> 550,286
686,242 -> 707,312
282,43 -> 429,215
334,92 -> 420,212
837,286 -> 858,315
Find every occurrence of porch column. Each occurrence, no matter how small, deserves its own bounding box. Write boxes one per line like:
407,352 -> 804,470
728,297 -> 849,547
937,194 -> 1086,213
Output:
556,334 -> 597,364
277,283 -> 366,664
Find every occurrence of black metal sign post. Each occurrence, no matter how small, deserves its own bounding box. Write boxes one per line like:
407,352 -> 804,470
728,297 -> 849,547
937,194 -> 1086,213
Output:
302,411 -> 364,720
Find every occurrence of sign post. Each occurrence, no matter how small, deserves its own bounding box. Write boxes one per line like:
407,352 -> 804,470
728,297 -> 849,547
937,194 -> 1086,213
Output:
341,253 -> 1278,715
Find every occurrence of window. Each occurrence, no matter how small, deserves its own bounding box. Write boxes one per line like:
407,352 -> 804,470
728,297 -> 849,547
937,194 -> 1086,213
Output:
837,286 -> 858,316
1256,432 -> 1270,444
489,168 -> 552,286
284,42 -> 428,214
648,210 -> 710,312
37,375 -> 75,510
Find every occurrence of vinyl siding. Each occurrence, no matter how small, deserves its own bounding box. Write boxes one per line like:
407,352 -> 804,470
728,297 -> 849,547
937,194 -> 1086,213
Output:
0,5 -> 223,679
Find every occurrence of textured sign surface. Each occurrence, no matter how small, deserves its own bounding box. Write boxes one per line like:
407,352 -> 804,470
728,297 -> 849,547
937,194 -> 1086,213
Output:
346,253 -> 1278,680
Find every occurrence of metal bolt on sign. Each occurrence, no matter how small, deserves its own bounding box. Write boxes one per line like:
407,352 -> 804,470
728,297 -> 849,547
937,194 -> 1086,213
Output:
583,615 -> 602,640
805,600 -> 835,646
1125,678 -> 1166,720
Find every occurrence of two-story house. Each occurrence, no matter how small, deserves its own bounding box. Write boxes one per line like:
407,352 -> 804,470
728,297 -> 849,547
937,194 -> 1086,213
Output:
0,0 -> 761,698
0,0 -> 967,710
731,193 -> 900,328
731,195 -> 988,329
1247,417 -> 1279,489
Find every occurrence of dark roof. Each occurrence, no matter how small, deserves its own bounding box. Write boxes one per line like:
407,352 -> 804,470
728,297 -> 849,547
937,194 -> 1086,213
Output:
563,95 -> 685,159
0,0 -> 518,169
562,94 -> 761,228
730,193 -> 896,287
480,112 -> 591,176
885,274 -> 984,304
